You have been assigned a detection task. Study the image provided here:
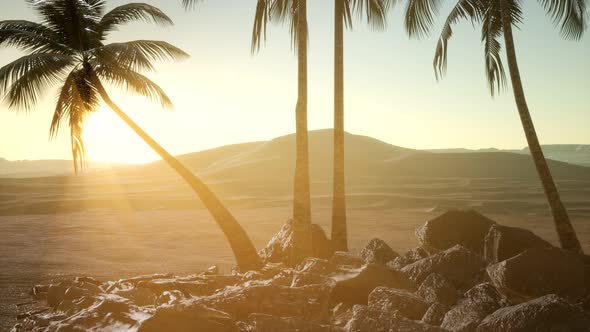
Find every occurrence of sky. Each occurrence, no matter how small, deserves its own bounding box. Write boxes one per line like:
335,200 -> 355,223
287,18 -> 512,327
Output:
0,0 -> 588,163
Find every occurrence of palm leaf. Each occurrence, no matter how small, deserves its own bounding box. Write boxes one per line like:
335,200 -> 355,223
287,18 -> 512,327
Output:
538,0 -> 587,40
99,3 -> 174,38
405,0 -> 443,38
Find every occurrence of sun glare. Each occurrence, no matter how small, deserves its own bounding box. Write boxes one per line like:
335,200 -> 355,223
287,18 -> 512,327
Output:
83,106 -> 157,164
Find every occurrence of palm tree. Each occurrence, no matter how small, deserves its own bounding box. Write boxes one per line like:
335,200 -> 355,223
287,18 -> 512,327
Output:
405,0 -> 586,253
332,0 -> 392,252
252,0 -> 313,228
0,0 -> 263,270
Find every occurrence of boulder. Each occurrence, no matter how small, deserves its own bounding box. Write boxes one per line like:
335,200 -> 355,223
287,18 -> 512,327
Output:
247,313 -> 337,332
259,219 -> 334,264
330,251 -> 364,268
368,287 -> 429,320
47,284 -> 68,308
388,247 -> 430,270
291,272 -> 330,287
139,302 -> 239,332
487,247 -> 588,301
440,283 -> 505,332
297,257 -> 338,275
197,282 -> 333,321
417,274 -> 460,305
116,287 -> 157,306
346,305 -> 448,332
416,210 -> 496,254
330,264 -> 413,304
359,238 -> 399,265
422,303 -> 450,326
476,294 -> 590,332
483,224 -> 553,264
401,245 -> 485,289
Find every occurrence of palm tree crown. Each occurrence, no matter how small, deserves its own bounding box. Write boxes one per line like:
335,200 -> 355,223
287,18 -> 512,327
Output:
404,0 -> 586,94
0,0 -> 188,171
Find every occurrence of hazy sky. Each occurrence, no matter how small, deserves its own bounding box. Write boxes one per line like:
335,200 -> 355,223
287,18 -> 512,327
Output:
0,0 -> 589,163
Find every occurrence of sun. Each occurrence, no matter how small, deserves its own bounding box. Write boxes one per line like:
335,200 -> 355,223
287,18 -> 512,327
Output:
83,106 -> 158,164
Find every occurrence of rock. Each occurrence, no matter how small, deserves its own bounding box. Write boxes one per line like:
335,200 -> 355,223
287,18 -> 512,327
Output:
116,287 -> 157,306
157,290 -> 185,306
417,274 -> 460,305
137,275 -> 242,298
63,286 -> 86,302
291,272 -> 329,287
416,210 -> 496,254
259,219 -> 334,264
368,287 -> 429,320
487,247 -> 588,301
297,257 -> 338,275
422,303 -> 450,326
401,245 -> 485,289
346,305 -> 448,332
205,265 -> 219,275
197,282 -> 333,321
330,264 -> 413,305
330,251 -> 364,268
483,224 -> 553,264
332,303 -> 353,327
477,294 -> 590,332
139,302 -> 238,332
388,247 -> 430,270
440,283 -> 505,332
47,284 -> 68,308
247,313 -> 337,332
359,238 -> 399,265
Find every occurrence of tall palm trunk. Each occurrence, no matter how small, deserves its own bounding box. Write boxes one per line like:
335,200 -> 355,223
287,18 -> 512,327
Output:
331,0 -> 348,251
499,0 -> 583,253
94,80 -> 264,271
293,0 -> 312,226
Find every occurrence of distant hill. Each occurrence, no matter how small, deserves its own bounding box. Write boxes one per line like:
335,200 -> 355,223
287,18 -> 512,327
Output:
429,144 -> 590,167
0,158 -> 120,178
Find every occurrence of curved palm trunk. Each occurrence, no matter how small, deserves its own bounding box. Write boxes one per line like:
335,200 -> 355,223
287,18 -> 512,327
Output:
499,0 -> 583,253
94,81 -> 263,271
331,0 -> 348,251
293,0 -> 312,226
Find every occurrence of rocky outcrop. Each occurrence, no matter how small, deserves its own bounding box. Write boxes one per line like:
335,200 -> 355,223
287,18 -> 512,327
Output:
422,303 -> 450,326
330,251 -> 364,268
346,305 -> 448,332
487,247 -> 588,301
401,245 -> 485,289
476,294 -> 590,332
259,219 -> 333,264
483,224 -> 553,264
330,264 -> 413,304
388,246 -> 430,270
416,210 -> 496,254
359,238 -> 399,265
139,301 -> 239,332
417,274 -> 460,305
368,287 -> 429,320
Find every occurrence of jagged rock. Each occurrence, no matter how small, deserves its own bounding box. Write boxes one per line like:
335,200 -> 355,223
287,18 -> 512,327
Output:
137,275 -> 242,298
330,251 -> 364,268
297,257 -> 339,275
401,245 -> 485,289
346,305 -> 448,332
483,224 -> 553,264
157,290 -> 185,306
332,303 -> 353,327
359,238 -> 399,265
417,274 -> 460,305
388,247 -> 431,270
139,302 -> 238,332
47,284 -> 68,308
63,286 -> 86,302
477,294 -> 590,332
487,247 -> 588,301
440,283 -> 505,332
291,272 -> 329,287
423,303 -> 450,326
116,287 -> 157,306
416,210 -> 496,254
368,287 -> 429,320
330,264 -> 413,304
259,219 -> 334,264
247,313 -> 338,332
196,282 -> 333,321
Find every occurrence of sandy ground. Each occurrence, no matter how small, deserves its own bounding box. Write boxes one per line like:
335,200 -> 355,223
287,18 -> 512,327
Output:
1,206 -> 589,330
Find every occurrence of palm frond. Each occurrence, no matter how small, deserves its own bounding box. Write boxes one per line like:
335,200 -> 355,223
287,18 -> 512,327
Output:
251,0 -> 273,53
0,20 -> 73,54
538,0 -> 587,40
351,0 -> 394,31
405,0 -> 443,38
433,0 -> 481,80
482,2 -> 506,96
99,3 -> 174,38
95,64 -> 173,109
91,40 -> 188,72
182,0 -> 202,10
1,53 -> 74,111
